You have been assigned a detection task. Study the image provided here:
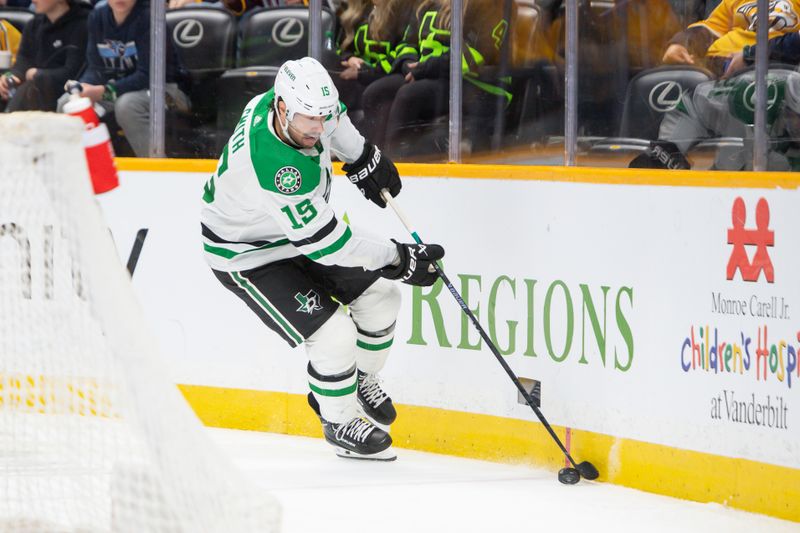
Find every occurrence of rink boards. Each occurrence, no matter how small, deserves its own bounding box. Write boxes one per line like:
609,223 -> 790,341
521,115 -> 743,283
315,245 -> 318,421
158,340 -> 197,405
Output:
107,159 -> 800,522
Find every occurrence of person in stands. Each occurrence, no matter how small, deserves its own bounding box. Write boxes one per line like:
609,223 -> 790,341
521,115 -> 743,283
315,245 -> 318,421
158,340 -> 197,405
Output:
58,0 -> 189,157
0,0 -> 89,112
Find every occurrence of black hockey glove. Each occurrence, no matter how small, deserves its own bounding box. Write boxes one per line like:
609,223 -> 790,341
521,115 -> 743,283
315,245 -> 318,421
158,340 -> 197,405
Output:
380,240 -> 445,287
342,143 -> 401,208
628,140 -> 691,170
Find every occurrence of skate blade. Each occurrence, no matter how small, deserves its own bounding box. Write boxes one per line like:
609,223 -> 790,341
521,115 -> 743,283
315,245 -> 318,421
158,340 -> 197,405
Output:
333,446 -> 397,462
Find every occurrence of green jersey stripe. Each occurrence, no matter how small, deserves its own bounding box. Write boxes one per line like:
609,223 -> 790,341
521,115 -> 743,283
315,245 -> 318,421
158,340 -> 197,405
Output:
305,226 -> 353,261
230,272 -> 303,344
204,239 -> 290,259
356,338 -> 394,351
308,382 -> 358,397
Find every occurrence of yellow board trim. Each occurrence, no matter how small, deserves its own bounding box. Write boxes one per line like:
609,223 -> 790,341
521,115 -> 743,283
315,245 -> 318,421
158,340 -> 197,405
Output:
116,156 -> 799,519
178,384 -> 800,523
115,158 -> 800,189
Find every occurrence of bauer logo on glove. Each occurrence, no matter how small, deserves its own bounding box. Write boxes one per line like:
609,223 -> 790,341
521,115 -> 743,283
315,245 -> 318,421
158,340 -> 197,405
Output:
380,240 -> 445,287
346,145 -> 382,183
342,143 -> 402,208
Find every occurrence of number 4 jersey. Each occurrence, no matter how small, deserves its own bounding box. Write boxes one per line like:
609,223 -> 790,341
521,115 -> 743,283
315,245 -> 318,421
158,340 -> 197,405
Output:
200,88 -> 398,273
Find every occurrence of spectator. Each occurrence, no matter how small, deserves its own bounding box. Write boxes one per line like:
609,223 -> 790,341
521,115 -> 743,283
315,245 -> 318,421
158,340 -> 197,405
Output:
351,0 -> 418,147
724,28 -> 800,77
59,0 -> 189,157
333,0 -> 409,111
545,0 -> 680,72
335,0 -> 371,74
630,69 -> 800,171
662,0 -> 800,77
535,0 -> 681,136
0,0 -> 89,112
381,0 -> 513,157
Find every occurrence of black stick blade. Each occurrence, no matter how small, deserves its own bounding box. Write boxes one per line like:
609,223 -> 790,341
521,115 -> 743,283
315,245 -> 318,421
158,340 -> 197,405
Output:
576,461 -> 599,480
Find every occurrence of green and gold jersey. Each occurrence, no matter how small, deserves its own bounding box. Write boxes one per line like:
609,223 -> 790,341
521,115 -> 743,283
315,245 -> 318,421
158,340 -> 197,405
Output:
200,88 -> 397,272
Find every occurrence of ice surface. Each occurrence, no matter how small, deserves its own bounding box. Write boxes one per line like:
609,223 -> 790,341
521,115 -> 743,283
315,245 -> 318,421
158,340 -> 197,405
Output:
208,428 -> 799,533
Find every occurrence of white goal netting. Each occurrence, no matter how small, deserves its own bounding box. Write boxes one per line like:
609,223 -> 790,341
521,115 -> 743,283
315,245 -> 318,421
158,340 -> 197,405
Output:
0,113 -> 280,532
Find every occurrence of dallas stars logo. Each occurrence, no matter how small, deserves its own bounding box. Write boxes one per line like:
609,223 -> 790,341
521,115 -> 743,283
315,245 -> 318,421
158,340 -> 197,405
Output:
295,290 -> 323,314
275,166 -> 302,194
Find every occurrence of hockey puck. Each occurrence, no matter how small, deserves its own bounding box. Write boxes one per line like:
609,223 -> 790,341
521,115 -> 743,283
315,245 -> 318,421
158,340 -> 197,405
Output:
558,467 -> 580,485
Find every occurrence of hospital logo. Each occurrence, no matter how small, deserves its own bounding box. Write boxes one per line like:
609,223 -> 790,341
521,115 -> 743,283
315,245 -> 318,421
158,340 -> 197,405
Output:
275,166 -> 302,194
295,290 -> 323,314
727,197 -> 774,283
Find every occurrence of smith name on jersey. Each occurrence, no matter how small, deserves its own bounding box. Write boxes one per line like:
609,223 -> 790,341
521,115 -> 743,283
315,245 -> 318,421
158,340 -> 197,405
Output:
200,89 -> 398,273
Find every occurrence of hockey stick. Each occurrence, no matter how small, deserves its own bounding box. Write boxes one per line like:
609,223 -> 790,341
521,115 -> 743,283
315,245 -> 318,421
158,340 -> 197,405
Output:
380,190 -> 599,483
126,228 -> 149,276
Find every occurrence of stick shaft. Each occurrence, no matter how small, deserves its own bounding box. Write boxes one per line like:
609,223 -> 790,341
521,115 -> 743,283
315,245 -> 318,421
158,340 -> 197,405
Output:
381,192 -> 579,468
126,228 -> 149,276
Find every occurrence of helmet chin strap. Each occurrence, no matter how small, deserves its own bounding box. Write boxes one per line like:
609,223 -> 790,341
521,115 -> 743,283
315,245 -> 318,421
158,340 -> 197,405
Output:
274,100 -> 303,149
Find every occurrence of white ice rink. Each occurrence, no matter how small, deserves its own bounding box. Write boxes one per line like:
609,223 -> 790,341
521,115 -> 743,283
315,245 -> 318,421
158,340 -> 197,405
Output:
209,428 -> 799,533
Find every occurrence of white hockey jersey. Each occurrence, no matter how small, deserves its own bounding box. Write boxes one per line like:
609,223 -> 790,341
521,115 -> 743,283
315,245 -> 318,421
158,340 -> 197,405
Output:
200,89 -> 398,272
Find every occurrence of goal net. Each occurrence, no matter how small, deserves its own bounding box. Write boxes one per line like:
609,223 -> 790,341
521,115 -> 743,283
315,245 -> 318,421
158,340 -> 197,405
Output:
0,113 -> 280,532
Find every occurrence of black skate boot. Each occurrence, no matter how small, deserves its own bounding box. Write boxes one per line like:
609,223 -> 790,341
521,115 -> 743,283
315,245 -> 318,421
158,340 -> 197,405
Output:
308,392 -> 323,419
307,393 -> 396,461
357,370 -> 397,429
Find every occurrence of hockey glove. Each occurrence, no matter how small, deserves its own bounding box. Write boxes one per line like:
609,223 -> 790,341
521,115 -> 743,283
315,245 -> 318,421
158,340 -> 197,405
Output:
342,143 -> 401,208
628,140 -> 691,170
381,240 -> 445,287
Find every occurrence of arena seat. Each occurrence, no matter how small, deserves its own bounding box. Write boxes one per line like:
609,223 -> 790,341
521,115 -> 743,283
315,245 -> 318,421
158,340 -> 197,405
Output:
166,5 -> 237,155
589,65 -> 713,162
618,65 -> 713,139
0,6 -> 34,33
212,7 -> 336,151
167,5 -> 236,76
237,6 -> 335,68
215,65 -> 279,153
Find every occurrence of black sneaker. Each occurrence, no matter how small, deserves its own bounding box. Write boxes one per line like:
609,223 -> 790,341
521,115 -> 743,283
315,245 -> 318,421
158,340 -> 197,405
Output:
357,371 -> 397,428
307,393 -> 396,461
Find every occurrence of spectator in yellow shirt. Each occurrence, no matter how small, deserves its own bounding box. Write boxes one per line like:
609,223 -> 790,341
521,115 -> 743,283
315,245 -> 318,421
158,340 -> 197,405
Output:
662,0 -> 800,77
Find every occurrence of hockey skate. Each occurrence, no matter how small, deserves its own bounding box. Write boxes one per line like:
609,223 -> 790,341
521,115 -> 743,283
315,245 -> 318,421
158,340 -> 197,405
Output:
307,393 -> 397,461
356,370 -> 397,430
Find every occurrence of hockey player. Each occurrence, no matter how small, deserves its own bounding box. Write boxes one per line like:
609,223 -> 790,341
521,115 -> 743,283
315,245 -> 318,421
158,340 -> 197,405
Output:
200,57 -> 444,461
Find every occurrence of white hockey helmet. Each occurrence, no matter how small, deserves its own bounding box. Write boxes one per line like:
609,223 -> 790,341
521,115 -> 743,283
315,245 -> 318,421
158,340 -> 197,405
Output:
274,57 -> 339,122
